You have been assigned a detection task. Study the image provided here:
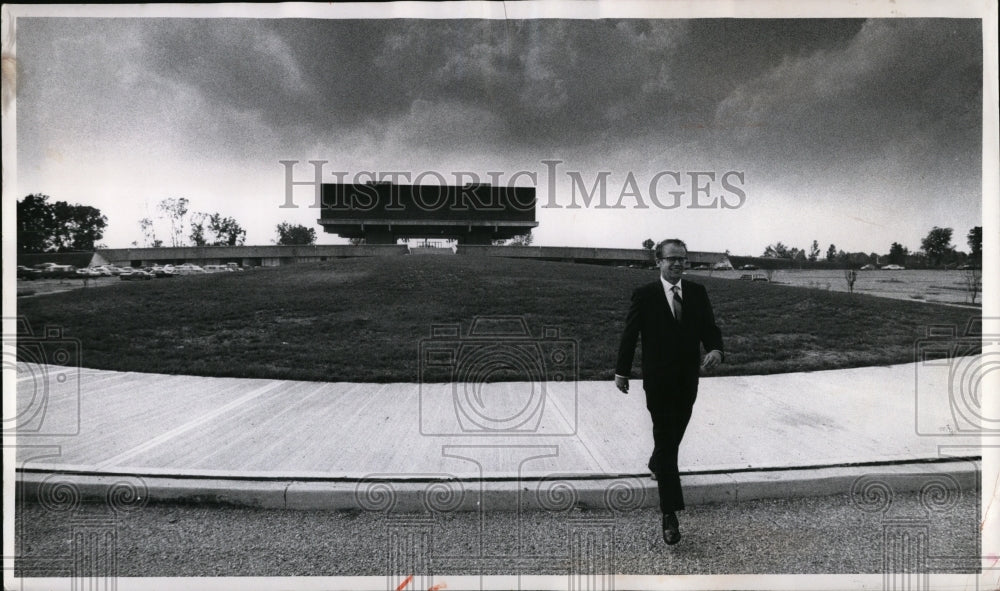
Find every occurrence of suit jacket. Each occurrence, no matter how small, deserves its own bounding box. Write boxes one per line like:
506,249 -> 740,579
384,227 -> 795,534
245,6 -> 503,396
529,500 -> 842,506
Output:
615,278 -> 724,410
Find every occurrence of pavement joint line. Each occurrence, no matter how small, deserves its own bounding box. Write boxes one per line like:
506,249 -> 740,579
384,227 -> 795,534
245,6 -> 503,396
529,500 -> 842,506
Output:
540,381 -> 578,436
573,435 -> 614,474
542,384 -> 615,472
191,380 -> 356,467
91,380 -> 287,470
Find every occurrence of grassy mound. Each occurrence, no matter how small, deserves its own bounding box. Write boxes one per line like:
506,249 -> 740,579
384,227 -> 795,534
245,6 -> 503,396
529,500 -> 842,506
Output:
15,256 -> 980,381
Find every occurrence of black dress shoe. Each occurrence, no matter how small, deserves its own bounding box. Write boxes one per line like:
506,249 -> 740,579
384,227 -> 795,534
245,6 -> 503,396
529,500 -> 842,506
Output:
662,512 -> 681,545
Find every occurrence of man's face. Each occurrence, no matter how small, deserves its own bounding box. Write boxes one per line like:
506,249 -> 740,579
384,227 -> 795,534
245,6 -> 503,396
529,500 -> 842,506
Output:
657,243 -> 687,283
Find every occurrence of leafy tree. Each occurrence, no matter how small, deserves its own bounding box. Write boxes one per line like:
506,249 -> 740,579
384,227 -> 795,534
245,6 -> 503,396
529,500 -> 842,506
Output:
17,194 -> 57,252
642,238 -> 655,250
808,240 -> 820,262
847,252 -> 871,265
888,242 -> 909,266
17,193 -> 108,252
826,244 -> 837,262
920,226 -> 953,266
68,205 -> 107,250
158,197 -> 189,247
207,214 -> 246,246
276,222 -> 317,245
762,242 -> 790,258
189,213 -> 208,246
967,226 -> 982,263
139,217 -> 161,247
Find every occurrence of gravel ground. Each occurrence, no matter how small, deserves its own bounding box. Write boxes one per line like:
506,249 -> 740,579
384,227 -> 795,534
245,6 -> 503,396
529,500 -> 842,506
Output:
14,490 -> 980,578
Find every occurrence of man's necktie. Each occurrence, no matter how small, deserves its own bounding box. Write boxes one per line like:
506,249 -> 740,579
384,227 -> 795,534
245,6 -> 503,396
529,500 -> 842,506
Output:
672,286 -> 683,323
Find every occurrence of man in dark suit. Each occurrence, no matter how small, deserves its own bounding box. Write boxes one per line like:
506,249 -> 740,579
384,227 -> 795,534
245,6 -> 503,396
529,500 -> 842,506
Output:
615,238 -> 724,545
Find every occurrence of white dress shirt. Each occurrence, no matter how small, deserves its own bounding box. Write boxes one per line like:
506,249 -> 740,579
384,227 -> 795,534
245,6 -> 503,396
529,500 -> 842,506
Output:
661,276 -> 682,319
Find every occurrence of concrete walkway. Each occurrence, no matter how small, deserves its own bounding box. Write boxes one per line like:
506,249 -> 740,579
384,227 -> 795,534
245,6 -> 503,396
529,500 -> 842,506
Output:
12,360 -> 982,511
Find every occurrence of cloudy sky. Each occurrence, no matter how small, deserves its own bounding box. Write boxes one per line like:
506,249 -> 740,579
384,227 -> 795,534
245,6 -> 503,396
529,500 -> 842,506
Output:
10,7 -> 986,255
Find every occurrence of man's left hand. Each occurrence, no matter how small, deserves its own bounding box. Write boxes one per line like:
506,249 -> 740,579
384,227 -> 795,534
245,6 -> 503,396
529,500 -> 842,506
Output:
701,350 -> 722,371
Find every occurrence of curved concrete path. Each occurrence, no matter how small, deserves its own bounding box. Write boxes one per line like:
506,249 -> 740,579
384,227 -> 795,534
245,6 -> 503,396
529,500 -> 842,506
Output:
12,360 -> 982,511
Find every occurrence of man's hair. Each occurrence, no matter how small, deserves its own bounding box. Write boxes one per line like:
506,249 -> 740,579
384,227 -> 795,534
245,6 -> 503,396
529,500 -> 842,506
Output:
654,238 -> 688,260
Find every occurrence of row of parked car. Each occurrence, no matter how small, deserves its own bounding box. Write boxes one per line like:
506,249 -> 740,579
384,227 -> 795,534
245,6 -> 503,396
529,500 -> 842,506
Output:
17,262 -> 245,280
117,263 -> 243,279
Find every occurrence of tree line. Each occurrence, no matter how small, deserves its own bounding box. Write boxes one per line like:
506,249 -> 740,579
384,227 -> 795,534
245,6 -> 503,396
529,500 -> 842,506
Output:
17,193 -> 983,260
137,197 -> 248,248
16,194 -> 322,252
16,194 -> 108,252
753,226 -> 982,269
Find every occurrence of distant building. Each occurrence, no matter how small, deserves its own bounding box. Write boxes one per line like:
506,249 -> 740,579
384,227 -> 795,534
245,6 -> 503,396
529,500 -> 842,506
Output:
317,182 -> 538,245
90,245 -> 731,270
97,245 -> 407,268
686,251 -> 733,270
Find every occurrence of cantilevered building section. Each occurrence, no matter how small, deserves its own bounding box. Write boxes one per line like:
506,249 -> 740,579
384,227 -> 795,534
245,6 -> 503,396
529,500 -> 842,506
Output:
318,182 -> 538,245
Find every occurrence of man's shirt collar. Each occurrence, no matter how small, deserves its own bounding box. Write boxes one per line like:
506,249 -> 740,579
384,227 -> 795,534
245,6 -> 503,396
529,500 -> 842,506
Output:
660,275 -> 682,295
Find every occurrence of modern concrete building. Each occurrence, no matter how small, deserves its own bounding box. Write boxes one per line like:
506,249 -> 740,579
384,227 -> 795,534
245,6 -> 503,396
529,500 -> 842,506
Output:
97,244 -> 407,268
83,244 -> 730,270
457,246 -> 732,269
318,182 -> 538,245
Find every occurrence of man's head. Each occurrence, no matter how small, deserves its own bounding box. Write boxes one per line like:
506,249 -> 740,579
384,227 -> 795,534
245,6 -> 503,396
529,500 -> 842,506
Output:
655,238 -> 687,284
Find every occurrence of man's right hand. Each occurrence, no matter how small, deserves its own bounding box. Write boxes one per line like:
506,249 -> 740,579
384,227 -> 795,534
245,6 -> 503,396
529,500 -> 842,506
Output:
614,375 -> 629,394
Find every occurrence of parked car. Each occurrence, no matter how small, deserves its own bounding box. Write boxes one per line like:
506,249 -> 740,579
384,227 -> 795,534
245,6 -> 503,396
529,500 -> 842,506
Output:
75,268 -> 101,277
120,270 -> 152,281
740,264 -> 759,270
149,266 -> 176,278
202,264 -> 233,273
36,264 -> 76,278
860,264 -> 877,270
881,264 -> 905,270
173,264 -> 206,275
17,265 -> 39,280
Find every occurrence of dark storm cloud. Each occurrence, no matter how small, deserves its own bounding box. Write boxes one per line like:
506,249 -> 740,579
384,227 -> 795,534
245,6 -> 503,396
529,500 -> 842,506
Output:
115,19 -> 882,151
140,20 -> 312,114
17,17 -> 981,173
713,19 -> 982,171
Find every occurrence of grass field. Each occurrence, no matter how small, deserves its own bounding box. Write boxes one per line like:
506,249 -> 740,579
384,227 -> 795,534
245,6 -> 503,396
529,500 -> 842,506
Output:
692,268 -> 982,305
15,256 -> 981,382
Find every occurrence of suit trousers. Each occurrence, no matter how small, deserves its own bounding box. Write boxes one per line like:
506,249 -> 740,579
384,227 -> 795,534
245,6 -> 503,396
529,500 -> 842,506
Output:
647,397 -> 696,513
